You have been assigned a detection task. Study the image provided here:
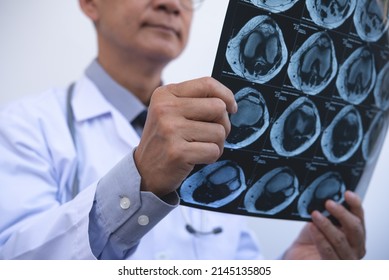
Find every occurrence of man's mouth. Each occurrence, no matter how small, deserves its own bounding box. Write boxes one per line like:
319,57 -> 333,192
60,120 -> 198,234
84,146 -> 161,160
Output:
144,23 -> 180,38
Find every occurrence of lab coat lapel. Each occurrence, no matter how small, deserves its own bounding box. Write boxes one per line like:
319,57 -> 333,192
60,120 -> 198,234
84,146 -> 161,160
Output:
71,76 -> 140,149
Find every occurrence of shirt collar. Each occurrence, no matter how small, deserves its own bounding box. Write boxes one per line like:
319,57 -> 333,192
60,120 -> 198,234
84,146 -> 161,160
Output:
84,59 -> 146,123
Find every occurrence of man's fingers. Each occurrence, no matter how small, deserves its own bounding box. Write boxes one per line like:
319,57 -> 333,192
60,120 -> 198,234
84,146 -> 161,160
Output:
180,120 -> 228,156
178,141 -> 224,165
177,97 -> 232,137
344,191 -> 365,228
308,221 -> 340,259
165,77 -> 238,114
311,210 -> 355,259
324,196 -> 366,258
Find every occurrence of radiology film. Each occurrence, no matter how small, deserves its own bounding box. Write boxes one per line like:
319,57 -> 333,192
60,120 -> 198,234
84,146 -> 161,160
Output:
178,0 -> 389,221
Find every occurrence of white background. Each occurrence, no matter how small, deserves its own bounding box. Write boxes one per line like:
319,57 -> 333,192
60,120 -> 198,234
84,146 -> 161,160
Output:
0,0 -> 388,259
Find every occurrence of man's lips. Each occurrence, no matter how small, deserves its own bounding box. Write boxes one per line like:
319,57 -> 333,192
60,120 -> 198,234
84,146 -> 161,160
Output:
143,23 -> 180,37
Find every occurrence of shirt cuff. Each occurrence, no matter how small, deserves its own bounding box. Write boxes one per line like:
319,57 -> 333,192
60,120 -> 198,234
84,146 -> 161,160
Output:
89,150 -> 179,259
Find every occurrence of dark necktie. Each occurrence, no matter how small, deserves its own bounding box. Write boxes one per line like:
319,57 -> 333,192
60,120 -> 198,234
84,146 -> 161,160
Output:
131,110 -> 147,136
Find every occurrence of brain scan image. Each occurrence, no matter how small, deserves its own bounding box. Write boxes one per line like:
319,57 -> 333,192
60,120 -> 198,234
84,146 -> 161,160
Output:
362,112 -> 387,164
180,161 -> 247,208
354,0 -> 389,42
321,105 -> 363,163
226,15 -> 288,84
244,167 -> 299,215
306,0 -> 357,29
298,172 -> 345,218
225,87 -> 270,149
249,0 -> 300,13
287,32 -> 338,95
374,61 -> 389,111
270,97 -> 321,157
336,46 -> 376,105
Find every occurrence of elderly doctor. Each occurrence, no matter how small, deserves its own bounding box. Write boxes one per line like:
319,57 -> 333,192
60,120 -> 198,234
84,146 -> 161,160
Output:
0,0 -> 366,260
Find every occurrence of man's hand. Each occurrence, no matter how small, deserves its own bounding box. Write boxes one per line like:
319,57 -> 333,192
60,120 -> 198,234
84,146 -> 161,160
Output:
283,191 -> 366,259
134,77 -> 237,197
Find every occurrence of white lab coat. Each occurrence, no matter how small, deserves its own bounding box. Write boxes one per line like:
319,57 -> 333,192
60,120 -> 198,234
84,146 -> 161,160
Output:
0,76 -> 263,259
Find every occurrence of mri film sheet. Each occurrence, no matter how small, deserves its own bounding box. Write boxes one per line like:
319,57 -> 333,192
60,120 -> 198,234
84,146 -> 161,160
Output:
178,0 -> 389,221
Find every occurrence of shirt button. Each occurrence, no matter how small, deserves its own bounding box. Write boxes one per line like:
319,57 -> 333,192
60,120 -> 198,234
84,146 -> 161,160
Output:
156,252 -> 169,260
119,196 -> 131,209
138,215 -> 149,226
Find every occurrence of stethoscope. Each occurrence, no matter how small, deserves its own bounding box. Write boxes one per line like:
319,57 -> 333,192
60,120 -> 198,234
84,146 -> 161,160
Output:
66,83 -> 222,236
66,83 -> 80,200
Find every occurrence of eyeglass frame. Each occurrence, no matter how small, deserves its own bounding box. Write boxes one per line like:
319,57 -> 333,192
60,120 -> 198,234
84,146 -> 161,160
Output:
180,0 -> 205,11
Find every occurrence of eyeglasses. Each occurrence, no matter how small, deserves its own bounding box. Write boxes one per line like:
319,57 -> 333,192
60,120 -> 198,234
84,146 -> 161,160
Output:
180,0 -> 204,11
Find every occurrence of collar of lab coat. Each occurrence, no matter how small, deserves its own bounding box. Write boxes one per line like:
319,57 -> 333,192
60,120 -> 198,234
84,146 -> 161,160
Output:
70,76 -> 140,146
71,76 -> 113,122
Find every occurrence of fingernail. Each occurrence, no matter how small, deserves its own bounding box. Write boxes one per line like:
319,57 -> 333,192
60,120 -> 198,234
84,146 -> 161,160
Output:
326,200 -> 338,211
345,190 -> 357,199
311,210 -> 324,222
233,101 -> 238,113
